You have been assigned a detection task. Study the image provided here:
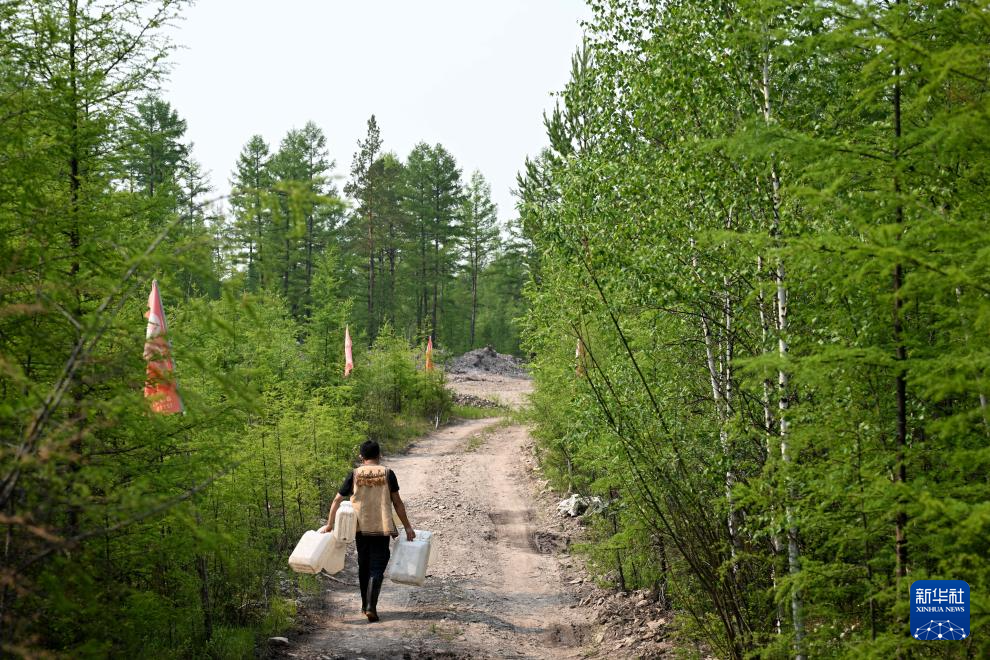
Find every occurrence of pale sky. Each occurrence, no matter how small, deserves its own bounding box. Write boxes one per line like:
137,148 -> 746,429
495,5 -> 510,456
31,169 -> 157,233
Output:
163,0 -> 590,224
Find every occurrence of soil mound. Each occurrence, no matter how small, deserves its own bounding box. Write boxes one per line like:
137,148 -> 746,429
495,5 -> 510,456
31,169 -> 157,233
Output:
452,392 -> 504,409
446,346 -> 529,378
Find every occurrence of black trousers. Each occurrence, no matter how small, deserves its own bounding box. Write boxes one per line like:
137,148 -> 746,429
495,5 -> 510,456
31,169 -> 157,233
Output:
356,533 -> 391,611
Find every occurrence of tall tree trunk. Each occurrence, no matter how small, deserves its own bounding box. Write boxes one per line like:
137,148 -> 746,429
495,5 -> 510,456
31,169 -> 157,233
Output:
194,508 -> 213,642
470,263 -> 478,347
758,255 -> 786,635
282,211 -> 290,299
692,234 -> 738,554
722,266 -> 738,556
276,424 -> 287,543
306,156 -> 316,309
762,51 -> 804,659
254,178 -> 264,288
66,0 -> 84,537
432,234 -> 439,340
305,212 -> 314,314
775,219 -> 803,660
891,0 -> 909,619
368,207 -> 375,337
417,225 -> 427,333
387,219 -> 397,324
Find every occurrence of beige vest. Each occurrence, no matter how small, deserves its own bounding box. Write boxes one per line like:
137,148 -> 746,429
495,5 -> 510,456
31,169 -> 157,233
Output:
350,465 -> 397,537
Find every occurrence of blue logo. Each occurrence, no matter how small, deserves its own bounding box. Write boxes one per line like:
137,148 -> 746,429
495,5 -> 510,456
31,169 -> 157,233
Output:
911,580 -> 969,641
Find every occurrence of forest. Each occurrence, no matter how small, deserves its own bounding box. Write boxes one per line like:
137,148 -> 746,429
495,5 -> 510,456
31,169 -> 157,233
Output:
519,0 -> 990,658
0,0 -> 525,656
2,0 -> 989,658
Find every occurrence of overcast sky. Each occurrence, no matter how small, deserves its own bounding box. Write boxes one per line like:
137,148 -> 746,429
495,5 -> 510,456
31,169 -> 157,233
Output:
163,0 -> 589,225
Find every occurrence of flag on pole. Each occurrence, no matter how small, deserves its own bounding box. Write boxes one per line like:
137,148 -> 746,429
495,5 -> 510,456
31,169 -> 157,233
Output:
144,280 -> 183,414
425,336 -> 434,371
344,325 -> 354,377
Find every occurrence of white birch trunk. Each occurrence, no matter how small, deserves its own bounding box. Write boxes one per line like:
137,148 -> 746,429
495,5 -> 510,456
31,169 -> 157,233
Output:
763,51 -> 805,659
722,211 -> 739,554
758,255 -> 785,635
692,234 -> 739,556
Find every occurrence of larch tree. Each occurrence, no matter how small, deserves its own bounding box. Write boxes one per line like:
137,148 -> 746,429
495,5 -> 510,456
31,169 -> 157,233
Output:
122,95 -> 188,202
268,121 -> 338,318
370,152 -> 408,330
517,0 -> 990,658
460,170 -> 499,347
417,143 -> 463,343
344,115 -> 384,336
230,135 -> 274,291
0,2 -> 513,655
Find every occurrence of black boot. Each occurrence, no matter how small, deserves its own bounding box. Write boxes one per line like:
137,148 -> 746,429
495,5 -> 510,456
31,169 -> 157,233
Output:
359,575 -> 369,614
366,577 -> 383,622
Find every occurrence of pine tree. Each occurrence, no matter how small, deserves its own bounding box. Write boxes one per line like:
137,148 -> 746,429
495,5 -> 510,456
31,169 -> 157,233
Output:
402,143 -> 463,343
371,152 -> 408,330
268,121 -> 339,318
460,170 -> 499,347
0,0 -> 197,648
475,218 -> 529,354
122,95 -> 188,203
344,115 -> 384,336
230,135 -> 274,291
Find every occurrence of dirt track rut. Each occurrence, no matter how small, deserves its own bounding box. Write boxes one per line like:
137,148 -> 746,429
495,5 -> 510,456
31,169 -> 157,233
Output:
288,411 -> 592,659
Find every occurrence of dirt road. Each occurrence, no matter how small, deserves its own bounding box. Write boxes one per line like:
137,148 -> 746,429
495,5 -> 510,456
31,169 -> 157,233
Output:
287,379 -> 593,659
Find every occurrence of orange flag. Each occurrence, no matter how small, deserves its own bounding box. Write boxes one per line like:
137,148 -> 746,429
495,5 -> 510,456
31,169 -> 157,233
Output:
425,336 -> 434,371
344,325 -> 354,377
144,280 -> 183,414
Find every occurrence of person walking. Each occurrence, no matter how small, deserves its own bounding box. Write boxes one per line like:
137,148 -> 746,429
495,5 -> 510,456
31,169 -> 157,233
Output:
323,440 -> 415,622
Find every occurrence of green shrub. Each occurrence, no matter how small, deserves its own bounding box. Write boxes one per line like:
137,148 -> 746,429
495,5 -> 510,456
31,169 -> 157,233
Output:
352,324 -> 453,448
204,627 -> 255,660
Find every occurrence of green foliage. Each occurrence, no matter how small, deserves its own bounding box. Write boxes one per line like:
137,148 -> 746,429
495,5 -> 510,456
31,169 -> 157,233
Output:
351,324 -> 452,450
520,1 -> 990,658
450,404 -> 499,420
0,2 -> 461,655
204,627 -> 256,660
334,121 -> 528,355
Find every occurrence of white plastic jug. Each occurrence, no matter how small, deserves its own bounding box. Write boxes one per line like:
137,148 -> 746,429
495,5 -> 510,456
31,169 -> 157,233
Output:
288,530 -> 337,574
319,536 -> 346,574
333,501 -> 356,543
388,529 -> 433,586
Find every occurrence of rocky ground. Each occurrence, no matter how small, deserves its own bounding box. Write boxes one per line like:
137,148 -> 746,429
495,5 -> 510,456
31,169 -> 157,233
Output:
445,347 -> 532,411
445,347 -> 529,379
273,370 -> 685,660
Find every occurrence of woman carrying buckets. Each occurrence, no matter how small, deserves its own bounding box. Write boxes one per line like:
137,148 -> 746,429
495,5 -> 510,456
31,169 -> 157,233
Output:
323,440 -> 415,623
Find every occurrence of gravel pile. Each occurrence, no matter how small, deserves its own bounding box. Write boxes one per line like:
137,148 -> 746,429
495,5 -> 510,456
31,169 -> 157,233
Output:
446,346 -> 529,378
452,392 -> 504,409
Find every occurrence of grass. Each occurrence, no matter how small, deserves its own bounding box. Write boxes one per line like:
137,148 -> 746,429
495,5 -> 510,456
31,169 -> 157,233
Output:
465,433 -> 486,452
383,404 -> 503,456
463,417 -> 517,453
379,414 -> 433,454
450,403 -> 502,419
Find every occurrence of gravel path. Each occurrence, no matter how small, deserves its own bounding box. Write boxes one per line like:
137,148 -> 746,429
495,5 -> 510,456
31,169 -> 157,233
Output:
286,379 -> 593,659
445,374 -> 533,410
